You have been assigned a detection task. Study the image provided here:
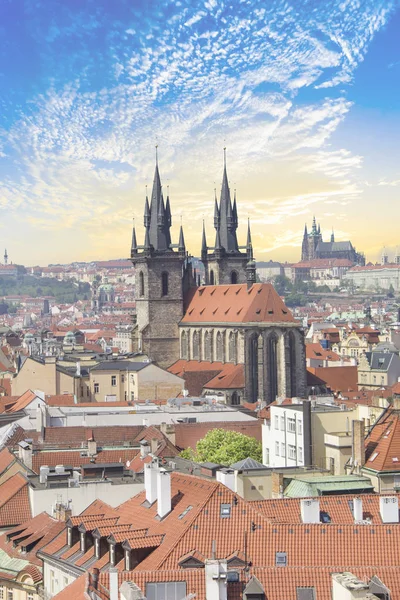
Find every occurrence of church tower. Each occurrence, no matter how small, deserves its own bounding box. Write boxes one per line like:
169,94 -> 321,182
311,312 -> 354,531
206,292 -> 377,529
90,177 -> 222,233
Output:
130,151 -> 195,368
201,151 -> 252,285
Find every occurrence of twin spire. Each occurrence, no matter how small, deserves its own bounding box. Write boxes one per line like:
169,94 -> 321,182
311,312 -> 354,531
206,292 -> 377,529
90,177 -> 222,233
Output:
131,149 -> 185,255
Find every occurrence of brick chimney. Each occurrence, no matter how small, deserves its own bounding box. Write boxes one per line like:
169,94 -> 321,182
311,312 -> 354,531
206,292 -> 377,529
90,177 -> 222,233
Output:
159,422 -> 176,445
352,419 -> 365,472
271,472 -> 284,499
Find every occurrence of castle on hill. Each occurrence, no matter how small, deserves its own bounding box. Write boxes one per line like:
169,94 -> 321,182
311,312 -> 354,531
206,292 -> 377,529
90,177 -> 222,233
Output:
301,218 -> 365,265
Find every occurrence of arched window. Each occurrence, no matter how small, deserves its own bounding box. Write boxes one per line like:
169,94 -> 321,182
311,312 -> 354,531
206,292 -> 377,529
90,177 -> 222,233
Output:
139,271 -> 144,297
210,270 -> 215,285
231,391 -> 240,406
268,334 -> 278,403
181,331 -> 188,359
288,331 -> 296,397
216,331 -> 224,362
231,271 -> 238,284
192,330 -> 200,360
229,332 -> 237,363
204,331 -> 212,361
161,272 -> 169,296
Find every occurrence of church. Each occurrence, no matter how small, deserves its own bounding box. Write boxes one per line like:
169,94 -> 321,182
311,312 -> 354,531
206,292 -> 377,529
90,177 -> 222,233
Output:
301,217 -> 365,264
130,155 -> 307,404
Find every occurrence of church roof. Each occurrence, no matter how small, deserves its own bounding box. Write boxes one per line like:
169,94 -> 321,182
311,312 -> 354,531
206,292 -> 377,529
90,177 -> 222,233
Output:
182,283 -> 295,324
316,241 -> 353,252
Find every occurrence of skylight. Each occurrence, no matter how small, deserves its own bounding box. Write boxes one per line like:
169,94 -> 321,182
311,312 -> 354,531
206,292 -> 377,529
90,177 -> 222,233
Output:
370,452 -> 379,462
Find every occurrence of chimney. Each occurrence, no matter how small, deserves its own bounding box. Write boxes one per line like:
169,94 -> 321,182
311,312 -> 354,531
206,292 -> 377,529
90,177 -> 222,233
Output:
150,438 -> 159,454
18,442 -> 32,470
119,581 -> 146,600
144,460 -> 158,504
271,472 -> 284,499
109,568 -> 119,600
140,440 -> 150,458
352,420 -> 365,472
300,499 -> 320,524
332,573 -> 371,600
379,496 -> 399,523
39,465 -> 50,485
36,404 -> 46,440
205,559 -> 228,600
159,422 -> 176,445
87,438 -> 97,457
76,361 -> 81,377
157,469 -> 171,519
352,497 -> 363,522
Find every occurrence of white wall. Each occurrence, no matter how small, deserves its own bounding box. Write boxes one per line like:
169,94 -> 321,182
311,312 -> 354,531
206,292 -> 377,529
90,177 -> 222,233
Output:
43,559 -> 75,598
29,480 -> 144,517
262,405 -> 305,468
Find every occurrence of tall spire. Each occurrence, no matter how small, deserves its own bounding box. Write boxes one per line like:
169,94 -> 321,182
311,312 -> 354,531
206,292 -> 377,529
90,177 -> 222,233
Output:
311,216 -> 317,234
146,150 -> 171,251
144,192 -> 150,228
232,190 -> 238,230
213,191 -> 220,229
246,219 -> 252,258
216,149 -> 239,252
331,228 -> 335,243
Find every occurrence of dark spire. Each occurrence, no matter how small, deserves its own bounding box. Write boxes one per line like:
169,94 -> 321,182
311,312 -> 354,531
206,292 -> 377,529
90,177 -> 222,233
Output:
213,192 -> 220,229
131,219 -> 137,254
178,225 -> 185,252
217,150 -> 239,252
147,151 -> 171,251
304,223 -> 308,236
246,245 -> 256,289
317,223 -> 321,235
215,227 -> 222,251
232,191 -> 238,230
311,216 -> 317,234
165,192 -> 172,227
144,192 -> 150,229
331,228 -> 335,243
246,219 -> 253,258
201,221 -> 207,258
144,227 -> 151,251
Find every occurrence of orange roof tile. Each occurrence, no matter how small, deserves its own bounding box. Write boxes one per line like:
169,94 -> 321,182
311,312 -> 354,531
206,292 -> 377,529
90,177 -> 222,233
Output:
31,448 -> 139,472
365,408 -> 400,472
0,473 -> 31,527
0,447 -> 16,474
182,283 -> 295,324
307,366 -> 358,392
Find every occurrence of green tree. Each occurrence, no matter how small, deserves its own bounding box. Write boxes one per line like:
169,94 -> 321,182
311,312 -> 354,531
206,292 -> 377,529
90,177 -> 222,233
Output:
180,428 -> 262,466
273,275 -> 292,295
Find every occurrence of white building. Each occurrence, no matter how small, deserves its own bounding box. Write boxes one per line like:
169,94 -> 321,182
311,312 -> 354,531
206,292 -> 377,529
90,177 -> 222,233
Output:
345,264 -> 400,292
262,401 -> 311,468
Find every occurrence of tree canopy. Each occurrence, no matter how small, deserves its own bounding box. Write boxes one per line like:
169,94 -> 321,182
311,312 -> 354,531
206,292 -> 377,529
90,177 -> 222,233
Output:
180,428 -> 262,466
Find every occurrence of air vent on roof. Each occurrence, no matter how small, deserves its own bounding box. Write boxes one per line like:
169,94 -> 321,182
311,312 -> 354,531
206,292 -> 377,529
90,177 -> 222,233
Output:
210,289 -> 215,295
256,309 -> 261,314
213,308 -> 218,314
225,308 -> 230,314
224,289 -> 228,295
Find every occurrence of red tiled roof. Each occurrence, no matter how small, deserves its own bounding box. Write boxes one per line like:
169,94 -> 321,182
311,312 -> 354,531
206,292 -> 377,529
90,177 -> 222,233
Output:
169,360 -> 245,392
365,408 -> 400,472
5,390 -> 37,413
306,343 -> 341,362
182,283 -> 295,324
0,473 -> 31,527
31,448 -> 139,472
20,425 -> 144,448
0,447 -> 15,474
45,394 -> 75,406
307,366 -> 358,393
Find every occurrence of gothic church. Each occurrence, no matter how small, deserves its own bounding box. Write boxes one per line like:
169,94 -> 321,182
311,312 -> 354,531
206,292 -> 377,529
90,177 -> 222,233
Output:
131,155 -> 306,404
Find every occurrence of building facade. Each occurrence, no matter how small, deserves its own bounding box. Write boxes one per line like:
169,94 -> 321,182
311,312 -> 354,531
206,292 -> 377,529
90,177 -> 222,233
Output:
301,217 -> 364,264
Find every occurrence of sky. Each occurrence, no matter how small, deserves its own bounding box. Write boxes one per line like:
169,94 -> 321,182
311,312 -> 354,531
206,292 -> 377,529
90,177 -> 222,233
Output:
0,0 -> 399,266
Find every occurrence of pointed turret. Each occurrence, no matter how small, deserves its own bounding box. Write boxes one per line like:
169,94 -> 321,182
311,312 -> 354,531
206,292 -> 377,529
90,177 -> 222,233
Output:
147,150 -> 171,251
178,225 -> 186,252
331,229 -> 335,243
131,221 -> 137,255
215,227 -> 222,251
317,223 -> 321,235
246,219 -> 253,258
232,191 -> 238,230
213,193 -> 220,229
246,244 -> 256,289
165,195 -> 172,228
201,221 -> 207,258
311,216 -> 317,234
144,195 -> 150,229
157,193 -> 165,227
144,227 -> 151,251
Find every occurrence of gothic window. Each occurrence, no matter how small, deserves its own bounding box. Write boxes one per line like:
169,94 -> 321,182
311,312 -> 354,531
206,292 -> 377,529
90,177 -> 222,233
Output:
216,331 -> 224,362
161,272 -> 169,296
139,271 -> 144,297
231,271 -> 238,284
229,332 -> 237,363
181,331 -> 188,359
231,392 -> 240,406
204,331 -> 212,361
192,331 -> 200,360
268,334 -> 278,402
288,331 -> 296,397
210,270 -> 215,285
249,334 -> 259,404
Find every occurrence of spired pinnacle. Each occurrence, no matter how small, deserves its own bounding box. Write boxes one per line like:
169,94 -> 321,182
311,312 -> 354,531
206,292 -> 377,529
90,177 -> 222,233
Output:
131,220 -> 137,254
201,221 -> 207,257
178,225 -> 185,252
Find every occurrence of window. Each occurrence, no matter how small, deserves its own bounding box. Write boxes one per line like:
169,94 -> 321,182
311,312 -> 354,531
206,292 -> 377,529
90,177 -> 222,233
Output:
63,577 -> 69,589
264,448 -> 269,465
27,594 -> 34,600
298,447 -> 303,462
7,591 -> 13,600
0,587 -> 3,600
275,442 -> 280,457
220,504 -> 231,518
276,551 -> 287,566
94,383 -> 99,394
297,587 -> 316,600
298,420 -> 302,435
111,375 -> 116,387
373,376 -> 376,384
280,416 -> 285,431
210,270 -> 215,285
281,443 -> 286,458
146,582 -> 187,600
381,376 -> 385,385
274,415 -> 279,430
287,418 -> 296,433
288,445 -> 296,460
130,391 -> 135,402
161,272 -> 169,296
231,271 -> 238,284
139,271 -> 144,296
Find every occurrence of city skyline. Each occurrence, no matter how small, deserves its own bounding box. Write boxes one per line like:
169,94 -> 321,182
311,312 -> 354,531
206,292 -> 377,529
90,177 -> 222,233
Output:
1,0 -> 400,266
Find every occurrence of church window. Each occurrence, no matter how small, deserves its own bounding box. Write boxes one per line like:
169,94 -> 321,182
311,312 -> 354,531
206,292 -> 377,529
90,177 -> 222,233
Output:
161,272 -> 169,296
216,331 -> 224,362
268,334 -> 278,402
288,331 -> 296,397
228,332 -> 237,363
139,271 -> 144,297
181,331 -> 189,360
204,331 -> 212,361
231,271 -> 238,284
231,392 -> 240,406
192,331 -> 200,360
210,270 -> 215,285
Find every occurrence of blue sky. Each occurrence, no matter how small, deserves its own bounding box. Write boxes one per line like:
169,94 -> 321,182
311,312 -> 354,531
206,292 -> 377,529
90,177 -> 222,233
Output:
0,0 -> 399,265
